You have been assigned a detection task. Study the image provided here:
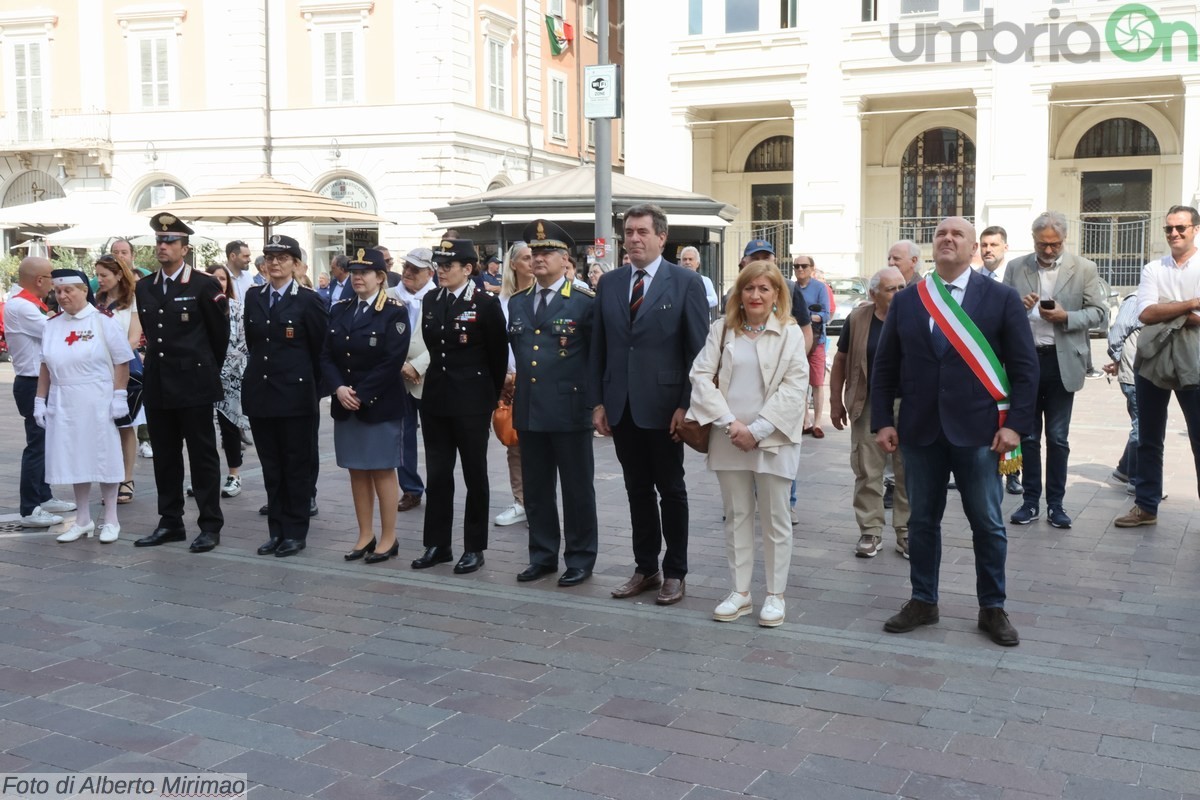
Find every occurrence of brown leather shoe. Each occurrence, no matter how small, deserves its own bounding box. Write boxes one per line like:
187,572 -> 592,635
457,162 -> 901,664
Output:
611,571 -> 662,599
655,577 -> 686,605
1113,504 -> 1156,528
397,492 -> 422,512
978,607 -> 1020,647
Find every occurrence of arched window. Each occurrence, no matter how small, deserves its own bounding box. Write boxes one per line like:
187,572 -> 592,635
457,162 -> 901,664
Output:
134,181 -> 189,211
2,170 -> 65,207
900,127 -> 975,242
745,135 -> 793,172
1074,118 -> 1160,159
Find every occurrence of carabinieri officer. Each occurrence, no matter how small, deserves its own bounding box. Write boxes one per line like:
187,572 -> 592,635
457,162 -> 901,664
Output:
133,213 -> 230,554
242,234 -> 329,558
508,220 -> 598,587
413,238 -> 508,575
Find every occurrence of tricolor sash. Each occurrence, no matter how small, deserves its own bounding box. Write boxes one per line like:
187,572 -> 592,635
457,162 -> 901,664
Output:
917,273 -> 1021,474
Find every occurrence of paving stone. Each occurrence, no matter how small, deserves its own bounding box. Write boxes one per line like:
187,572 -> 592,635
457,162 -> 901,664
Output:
378,755 -> 503,798
652,753 -> 763,793
148,734 -> 249,769
474,775 -> 602,800
302,739 -> 407,776
219,749 -> 341,795
470,744 -> 590,785
405,733 -> 498,765
9,733 -> 124,771
318,716 -> 427,751
158,708 -> 325,758
748,769 -> 896,800
314,775 -> 428,800
899,771 -> 1004,800
536,732 -> 669,772
565,764 -> 693,800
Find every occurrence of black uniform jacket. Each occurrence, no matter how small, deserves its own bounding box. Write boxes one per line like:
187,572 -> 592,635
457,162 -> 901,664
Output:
420,281 -> 509,417
135,265 -> 230,409
241,281 -> 329,418
507,280 -> 594,432
320,291 -> 411,424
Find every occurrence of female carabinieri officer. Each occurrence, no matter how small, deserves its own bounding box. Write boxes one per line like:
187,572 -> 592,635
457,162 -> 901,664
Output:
321,248 -> 411,563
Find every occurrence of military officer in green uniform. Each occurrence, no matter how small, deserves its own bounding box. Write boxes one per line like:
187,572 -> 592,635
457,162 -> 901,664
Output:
508,220 -> 598,587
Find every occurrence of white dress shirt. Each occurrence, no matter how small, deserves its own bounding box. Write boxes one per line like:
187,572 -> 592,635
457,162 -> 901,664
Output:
1136,252 -> 1200,315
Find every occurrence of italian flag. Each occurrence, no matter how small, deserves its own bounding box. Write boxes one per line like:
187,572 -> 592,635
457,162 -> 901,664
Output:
546,15 -> 573,55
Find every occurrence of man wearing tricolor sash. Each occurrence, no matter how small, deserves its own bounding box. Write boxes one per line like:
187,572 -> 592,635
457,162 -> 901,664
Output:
871,217 -> 1038,647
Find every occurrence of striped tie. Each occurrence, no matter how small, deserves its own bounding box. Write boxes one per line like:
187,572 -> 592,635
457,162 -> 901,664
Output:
629,269 -> 647,321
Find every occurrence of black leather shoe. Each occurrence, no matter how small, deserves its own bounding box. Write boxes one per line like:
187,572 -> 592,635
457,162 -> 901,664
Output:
517,563 -> 556,582
344,540 -> 377,561
134,527 -> 186,547
1005,474 -> 1024,495
256,538 -> 280,555
189,531 -> 220,553
411,546 -> 453,569
453,551 -> 485,574
259,503 -> 269,515
309,497 -> 318,517
557,568 -> 591,587
274,539 -> 306,558
364,541 -> 399,564
978,607 -> 1020,646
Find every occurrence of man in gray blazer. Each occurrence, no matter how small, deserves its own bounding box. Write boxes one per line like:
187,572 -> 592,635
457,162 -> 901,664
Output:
590,203 -> 710,606
1003,211 -> 1106,529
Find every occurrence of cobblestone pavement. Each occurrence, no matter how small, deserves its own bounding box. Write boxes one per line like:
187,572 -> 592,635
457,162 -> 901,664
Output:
1,341 -> 1198,800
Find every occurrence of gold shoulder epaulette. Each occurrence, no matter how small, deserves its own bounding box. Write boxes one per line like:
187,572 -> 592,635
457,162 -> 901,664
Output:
575,285 -> 595,297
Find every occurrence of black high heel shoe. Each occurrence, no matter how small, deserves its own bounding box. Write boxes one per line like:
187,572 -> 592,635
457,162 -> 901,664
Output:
364,541 -> 399,564
344,539 -> 377,561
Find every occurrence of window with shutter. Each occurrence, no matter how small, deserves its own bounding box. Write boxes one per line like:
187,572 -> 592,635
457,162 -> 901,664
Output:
549,74 -> 567,141
313,24 -> 361,104
486,37 -> 507,113
12,40 -> 46,142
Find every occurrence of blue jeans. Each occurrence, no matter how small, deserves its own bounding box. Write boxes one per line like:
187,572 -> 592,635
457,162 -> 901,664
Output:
396,398 -> 424,497
900,437 -> 1008,608
1117,382 -> 1138,487
13,376 -> 52,516
1134,374 -> 1200,515
1020,350 -> 1075,509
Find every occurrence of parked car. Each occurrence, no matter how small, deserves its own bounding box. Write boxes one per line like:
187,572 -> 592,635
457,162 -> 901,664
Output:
824,275 -> 869,339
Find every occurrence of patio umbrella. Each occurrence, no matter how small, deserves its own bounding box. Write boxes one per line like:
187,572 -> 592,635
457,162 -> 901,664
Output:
145,175 -> 390,231
0,193 -> 123,228
44,216 -> 221,248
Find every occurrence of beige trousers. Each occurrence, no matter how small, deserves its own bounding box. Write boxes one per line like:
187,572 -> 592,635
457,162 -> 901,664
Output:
850,397 -> 909,539
506,443 -> 524,505
716,470 -> 793,595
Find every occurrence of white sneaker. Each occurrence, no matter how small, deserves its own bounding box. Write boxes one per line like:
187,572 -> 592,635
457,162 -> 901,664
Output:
713,592 -> 752,622
759,595 -> 786,628
221,475 -> 242,497
97,523 -> 120,543
494,503 -> 526,526
20,507 -> 64,528
40,498 -> 77,513
138,442 -> 154,458
56,521 -> 95,543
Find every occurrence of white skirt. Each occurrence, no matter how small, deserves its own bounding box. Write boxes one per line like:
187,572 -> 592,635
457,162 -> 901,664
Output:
45,382 -> 124,484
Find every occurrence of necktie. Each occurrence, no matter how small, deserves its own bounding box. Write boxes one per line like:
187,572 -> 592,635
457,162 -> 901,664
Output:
630,269 -> 647,321
988,269 -> 999,281
357,300 -> 368,317
537,288 -> 553,315
162,277 -> 170,296
270,290 -> 281,308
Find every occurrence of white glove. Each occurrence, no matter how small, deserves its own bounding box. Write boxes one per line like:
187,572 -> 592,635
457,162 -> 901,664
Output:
33,396 -> 48,429
110,390 -> 129,420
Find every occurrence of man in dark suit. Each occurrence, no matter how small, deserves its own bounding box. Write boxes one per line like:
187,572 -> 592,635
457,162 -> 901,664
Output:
589,203 -> 710,605
326,254 -> 352,307
872,216 -> 1037,647
242,235 -> 329,558
133,213 -> 230,553
1002,211 -> 1106,529
413,238 -> 509,574
509,220 -> 598,587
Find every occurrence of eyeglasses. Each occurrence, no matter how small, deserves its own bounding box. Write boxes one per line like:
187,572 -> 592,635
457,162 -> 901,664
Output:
1034,240 -> 1064,250
384,259 -> 395,267
793,262 -> 812,269
156,235 -> 184,244
262,254 -> 291,263
1164,224 -> 1196,235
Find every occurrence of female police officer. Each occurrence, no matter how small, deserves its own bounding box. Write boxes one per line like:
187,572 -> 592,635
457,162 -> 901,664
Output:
320,248 -> 410,563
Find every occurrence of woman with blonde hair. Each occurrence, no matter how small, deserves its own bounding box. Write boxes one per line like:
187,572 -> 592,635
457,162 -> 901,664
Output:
93,253 -> 144,504
494,240 -> 534,527
686,261 -> 809,627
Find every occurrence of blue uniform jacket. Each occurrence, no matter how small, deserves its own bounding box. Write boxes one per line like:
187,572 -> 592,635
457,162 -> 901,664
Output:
507,280 -> 594,432
320,292 -> 411,423
241,281 -> 329,418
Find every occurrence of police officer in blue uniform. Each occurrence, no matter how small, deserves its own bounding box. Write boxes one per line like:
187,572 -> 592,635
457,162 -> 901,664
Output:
133,213 -> 230,553
241,235 -> 329,558
413,238 -> 508,574
321,248 -> 410,563
509,220 -> 599,586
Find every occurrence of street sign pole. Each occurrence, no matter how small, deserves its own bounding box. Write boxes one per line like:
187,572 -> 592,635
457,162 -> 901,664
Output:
588,0 -> 618,271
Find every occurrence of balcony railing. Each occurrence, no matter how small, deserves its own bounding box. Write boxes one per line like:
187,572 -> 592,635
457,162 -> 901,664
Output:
0,108 -> 112,149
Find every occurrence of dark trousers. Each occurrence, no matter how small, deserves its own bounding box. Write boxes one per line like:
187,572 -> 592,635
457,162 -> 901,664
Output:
147,404 -> 223,532
397,399 -> 424,496
420,410 -> 490,552
1020,349 -> 1075,508
610,404 -> 689,579
520,430 -> 598,571
310,414 -> 320,501
1117,382 -> 1139,487
901,437 -> 1008,608
251,415 -> 317,542
216,412 -> 244,471
13,376 -> 51,516
1134,374 -> 1200,515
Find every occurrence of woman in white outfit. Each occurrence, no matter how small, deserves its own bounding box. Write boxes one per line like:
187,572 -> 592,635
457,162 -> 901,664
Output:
36,269 -> 135,543
494,241 -> 534,527
687,262 -> 809,627
93,253 -> 143,503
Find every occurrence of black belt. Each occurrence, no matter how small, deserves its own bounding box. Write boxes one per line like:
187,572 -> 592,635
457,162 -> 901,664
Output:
1035,345 -> 1056,354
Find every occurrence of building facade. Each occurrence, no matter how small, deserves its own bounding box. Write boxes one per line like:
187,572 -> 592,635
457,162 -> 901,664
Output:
0,0 -> 622,273
624,0 -> 1200,283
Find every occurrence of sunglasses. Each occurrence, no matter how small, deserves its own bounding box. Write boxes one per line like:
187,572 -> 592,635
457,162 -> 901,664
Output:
1164,224 -> 1196,235
156,235 -> 185,244
794,263 -> 812,269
